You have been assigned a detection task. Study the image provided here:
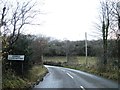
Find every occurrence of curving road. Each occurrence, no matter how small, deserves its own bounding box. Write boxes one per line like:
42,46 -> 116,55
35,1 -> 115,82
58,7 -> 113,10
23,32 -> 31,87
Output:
34,65 -> 119,89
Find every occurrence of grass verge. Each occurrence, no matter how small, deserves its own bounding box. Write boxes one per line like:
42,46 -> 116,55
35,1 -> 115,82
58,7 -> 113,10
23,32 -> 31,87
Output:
64,65 -> 118,82
3,65 -> 48,89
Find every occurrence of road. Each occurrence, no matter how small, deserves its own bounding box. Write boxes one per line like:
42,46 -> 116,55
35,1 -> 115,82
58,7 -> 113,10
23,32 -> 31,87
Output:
34,65 -> 119,89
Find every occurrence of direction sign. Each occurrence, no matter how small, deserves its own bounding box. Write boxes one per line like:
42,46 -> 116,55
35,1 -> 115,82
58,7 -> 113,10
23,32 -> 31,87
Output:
8,55 -> 24,61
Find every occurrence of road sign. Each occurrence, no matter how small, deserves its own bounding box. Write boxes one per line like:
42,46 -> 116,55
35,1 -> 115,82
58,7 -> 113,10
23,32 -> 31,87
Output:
8,55 -> 24,61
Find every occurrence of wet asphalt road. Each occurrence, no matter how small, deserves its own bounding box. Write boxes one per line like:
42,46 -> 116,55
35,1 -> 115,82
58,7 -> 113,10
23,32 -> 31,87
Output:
34,65 -> 119,89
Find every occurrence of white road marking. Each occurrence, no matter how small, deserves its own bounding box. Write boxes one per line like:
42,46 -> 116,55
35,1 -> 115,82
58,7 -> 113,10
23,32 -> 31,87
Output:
61,69 -> 65,72
80,86 -> 85,90
67,72 -> 73,79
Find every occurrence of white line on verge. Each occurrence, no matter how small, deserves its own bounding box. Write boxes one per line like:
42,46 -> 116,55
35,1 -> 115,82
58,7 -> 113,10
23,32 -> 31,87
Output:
66,72 -> 73,79
80,86 -> 86,90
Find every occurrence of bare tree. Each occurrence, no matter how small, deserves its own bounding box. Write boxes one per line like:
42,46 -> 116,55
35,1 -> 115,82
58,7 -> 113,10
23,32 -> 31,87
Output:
97,0 -> 113,66
108,1 -> 120,70
0,6 -> 6,35
101,1 -> 110,65
9,1 -> 39,52
1,0 -> 40,54
108,1 -> 120,38
0,5 -> 7,55
31,36 -> 48,64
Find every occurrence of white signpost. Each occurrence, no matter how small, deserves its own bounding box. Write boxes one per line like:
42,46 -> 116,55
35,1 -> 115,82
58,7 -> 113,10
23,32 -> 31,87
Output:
8,55 -> 24,61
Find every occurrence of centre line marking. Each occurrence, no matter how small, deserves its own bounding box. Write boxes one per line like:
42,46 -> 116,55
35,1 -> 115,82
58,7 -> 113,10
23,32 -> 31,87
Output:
67,73 -> 73,79
80,86 -> 85,90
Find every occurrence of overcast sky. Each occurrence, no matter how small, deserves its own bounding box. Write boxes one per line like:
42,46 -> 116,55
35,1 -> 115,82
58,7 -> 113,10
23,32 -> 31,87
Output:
25,0 -> 100,41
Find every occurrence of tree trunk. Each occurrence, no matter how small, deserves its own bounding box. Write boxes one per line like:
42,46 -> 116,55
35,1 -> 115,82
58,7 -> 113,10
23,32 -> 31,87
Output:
103,39 -> 107,65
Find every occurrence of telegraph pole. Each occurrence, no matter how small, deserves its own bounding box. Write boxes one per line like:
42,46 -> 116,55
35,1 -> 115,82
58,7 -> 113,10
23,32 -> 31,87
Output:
85,32 -> 88,66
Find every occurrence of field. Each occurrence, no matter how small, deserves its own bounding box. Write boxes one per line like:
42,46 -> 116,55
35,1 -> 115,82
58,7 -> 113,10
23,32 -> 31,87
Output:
44,56 -> 67,63
44,56 -> 97,66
